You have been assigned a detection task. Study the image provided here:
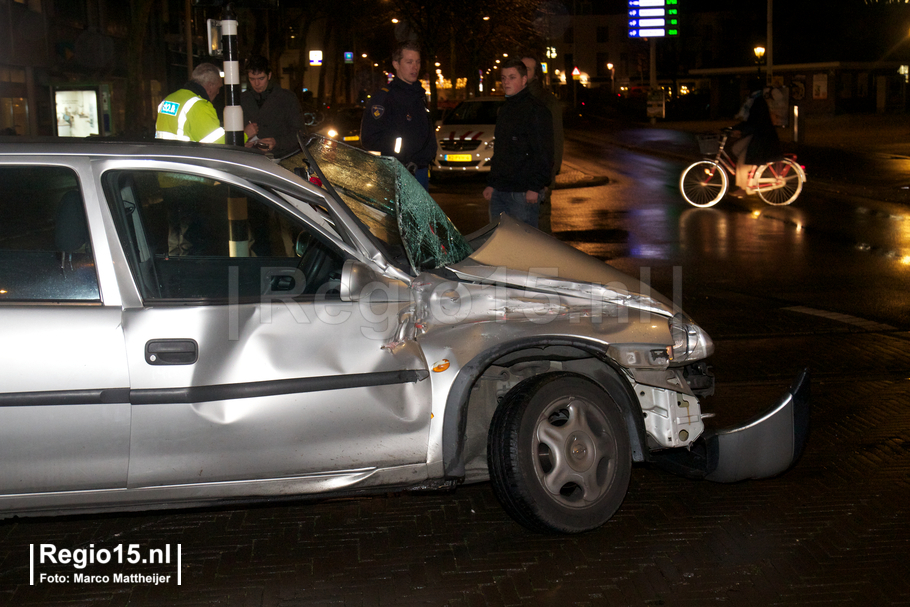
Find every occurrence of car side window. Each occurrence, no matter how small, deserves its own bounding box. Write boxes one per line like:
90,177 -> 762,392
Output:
0,166 -> 100,302
103,170 -> 345,303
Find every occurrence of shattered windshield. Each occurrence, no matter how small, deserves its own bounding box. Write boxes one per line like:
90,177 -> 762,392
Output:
282,137 -> 473,275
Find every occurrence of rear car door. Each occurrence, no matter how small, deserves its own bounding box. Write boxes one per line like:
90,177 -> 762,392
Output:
0,161 -> 130,495
100,163 -> 432,489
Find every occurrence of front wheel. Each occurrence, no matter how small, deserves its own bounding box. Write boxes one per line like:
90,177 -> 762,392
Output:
680,161 -> 728,207
755,158 -> 804,205
488,373 -> 632,533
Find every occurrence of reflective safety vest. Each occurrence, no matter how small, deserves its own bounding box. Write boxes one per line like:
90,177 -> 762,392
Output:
155,89 -> 226,143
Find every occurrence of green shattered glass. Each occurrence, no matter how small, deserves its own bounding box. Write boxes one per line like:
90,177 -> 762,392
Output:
289,137 -> 473,275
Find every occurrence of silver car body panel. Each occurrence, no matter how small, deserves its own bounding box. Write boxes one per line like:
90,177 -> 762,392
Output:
650,369 -> 810,483
0,307 -> 130,494
0,463 -> 429,517
706,369 -> 810,482
0,141 -> 808,518
122,301 -> 431,488
451,215 -> 677,317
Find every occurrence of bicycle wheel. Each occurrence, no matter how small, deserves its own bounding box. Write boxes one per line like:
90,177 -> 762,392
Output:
680,161 -> 728,207
755,158 -> 804,206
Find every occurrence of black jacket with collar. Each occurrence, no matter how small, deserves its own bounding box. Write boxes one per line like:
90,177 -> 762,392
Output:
487,87 -> 554,193
240,82 -> 304,158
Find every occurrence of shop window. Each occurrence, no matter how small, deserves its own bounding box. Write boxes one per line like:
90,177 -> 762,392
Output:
597,53 -> 611,77
14,0 -> 42,11
840,73 -> 853,99
1,97 -> 28,135
0,67 -> 26,84
55,89 -> 99,138
857,73 -> 869,97
55,0 -> 86,25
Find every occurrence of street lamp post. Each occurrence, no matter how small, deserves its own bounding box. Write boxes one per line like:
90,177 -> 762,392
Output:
754,46 -> 766,81
607,62 -> 615,94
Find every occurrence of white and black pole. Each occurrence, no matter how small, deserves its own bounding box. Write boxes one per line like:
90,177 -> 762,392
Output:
221,2 -> 248,257
221,3 -> 243,146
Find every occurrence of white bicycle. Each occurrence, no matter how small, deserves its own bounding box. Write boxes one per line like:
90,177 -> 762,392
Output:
679,128 -> 807,207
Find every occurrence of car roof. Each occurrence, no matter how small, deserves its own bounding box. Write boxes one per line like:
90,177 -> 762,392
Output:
0,137 -> 265,156
0,138 -> 284,172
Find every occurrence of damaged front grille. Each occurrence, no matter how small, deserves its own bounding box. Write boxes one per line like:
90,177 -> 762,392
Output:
682,362 -> 715,398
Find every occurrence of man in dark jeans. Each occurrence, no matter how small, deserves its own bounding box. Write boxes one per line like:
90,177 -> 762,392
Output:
361,41 -> 436,190
483,59 -> 554,228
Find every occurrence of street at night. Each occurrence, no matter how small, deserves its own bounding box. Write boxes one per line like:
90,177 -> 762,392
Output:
4,0 -> 910,604
2,116 -> 909,606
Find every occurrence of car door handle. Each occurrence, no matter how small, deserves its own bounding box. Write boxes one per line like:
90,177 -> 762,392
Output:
146,339 -> 198,365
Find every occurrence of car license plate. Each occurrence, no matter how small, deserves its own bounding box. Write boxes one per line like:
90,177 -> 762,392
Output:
445,154 -> 472,162
343,135 -> 360,142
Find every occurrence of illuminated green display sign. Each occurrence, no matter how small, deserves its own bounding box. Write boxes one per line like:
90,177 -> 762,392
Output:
628,0 -> 679,38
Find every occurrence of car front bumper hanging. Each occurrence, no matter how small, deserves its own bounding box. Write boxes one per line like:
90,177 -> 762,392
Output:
650,368 -> 810,483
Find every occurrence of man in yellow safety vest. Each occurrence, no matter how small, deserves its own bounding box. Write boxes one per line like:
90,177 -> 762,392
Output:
156,63 -> 256,143
155,63 -> 258,255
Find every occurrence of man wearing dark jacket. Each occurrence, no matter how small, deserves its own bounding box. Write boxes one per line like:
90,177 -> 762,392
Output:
522,55 -> 563,233
361,41 -> 436,189
483,59 -> 554,228
240,56 -> 303,158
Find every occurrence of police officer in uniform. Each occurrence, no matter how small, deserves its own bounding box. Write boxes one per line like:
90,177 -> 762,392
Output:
361,41 -> 436,190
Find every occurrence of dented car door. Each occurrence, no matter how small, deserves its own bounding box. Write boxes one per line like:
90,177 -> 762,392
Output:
101,165 -> 432,490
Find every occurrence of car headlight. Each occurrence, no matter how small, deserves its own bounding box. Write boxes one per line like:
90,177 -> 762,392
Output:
669,312 -> 714,363
327,129 -> 338,138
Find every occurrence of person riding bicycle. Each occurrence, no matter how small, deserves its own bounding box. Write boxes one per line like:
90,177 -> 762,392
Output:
729,84 -> 782,198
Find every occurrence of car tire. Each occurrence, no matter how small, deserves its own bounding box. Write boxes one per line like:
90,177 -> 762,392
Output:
488,372 -> 631,533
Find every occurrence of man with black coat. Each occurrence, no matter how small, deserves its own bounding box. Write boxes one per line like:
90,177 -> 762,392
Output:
240,55 -> 303,158
482,59 -> 554,228
361,41 -> 436,189
522,55 -> 563,233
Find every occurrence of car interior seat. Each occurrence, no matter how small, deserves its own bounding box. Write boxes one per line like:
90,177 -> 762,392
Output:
54,190 -> 89,272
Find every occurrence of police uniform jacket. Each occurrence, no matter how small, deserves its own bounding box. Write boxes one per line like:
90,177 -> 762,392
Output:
361,77 -> 435,167
155,81 -> 226,143
487,87 -> 554,193
240,82 -> 304,158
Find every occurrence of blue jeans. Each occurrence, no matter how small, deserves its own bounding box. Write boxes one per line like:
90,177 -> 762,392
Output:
489,189 -> 541,228
415,166 -> 429,191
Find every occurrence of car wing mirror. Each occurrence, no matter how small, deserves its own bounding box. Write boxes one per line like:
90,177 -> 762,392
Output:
340,259 -> 408,303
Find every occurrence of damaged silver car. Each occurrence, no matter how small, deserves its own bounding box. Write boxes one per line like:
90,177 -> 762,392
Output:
0,136 -> 809,532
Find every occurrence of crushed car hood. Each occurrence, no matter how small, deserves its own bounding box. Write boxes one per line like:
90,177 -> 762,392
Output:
449,214 -> 675,316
